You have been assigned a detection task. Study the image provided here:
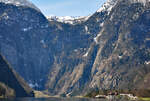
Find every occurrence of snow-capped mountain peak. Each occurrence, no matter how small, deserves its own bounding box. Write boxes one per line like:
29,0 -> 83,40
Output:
97,0 -> 149,14
0,0 -> 40,12
97,0 -> 117,14
47,15 -> 90,25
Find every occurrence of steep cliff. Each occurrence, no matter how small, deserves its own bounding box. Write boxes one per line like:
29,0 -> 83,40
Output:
0,0 -> 150,96
89,0 -> 150,91
46,0 -> 150,96
0,54 -> 34,97
0,2 -> 54,90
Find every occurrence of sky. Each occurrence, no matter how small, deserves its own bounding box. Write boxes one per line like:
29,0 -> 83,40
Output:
29,0 -> 107,16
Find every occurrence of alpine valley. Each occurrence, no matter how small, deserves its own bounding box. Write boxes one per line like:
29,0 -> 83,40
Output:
0,0 -> 150,98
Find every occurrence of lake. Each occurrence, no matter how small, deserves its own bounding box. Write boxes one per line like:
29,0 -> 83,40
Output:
0,97 -> 140,101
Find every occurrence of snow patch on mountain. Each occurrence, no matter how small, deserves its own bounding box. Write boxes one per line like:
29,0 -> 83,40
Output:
97,0 -> 117,15
47,15 -> 90,25
97,0 -> 148,15
84,25 -> 90,34
0,0 -> 40,12
83,51 -> 89,57
94,29 -> 105,44
29,83 -> 39,88
22,26 -> 32,32
1,12 -> 9,20
83,48 -> 90,57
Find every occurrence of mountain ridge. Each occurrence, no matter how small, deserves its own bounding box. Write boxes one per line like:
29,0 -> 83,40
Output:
0,0 -> 40,11
47,16 -> 91,25
0,0 -> 150,97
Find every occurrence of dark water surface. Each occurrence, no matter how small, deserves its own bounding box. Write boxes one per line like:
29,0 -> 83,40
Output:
0,97 -> 138,101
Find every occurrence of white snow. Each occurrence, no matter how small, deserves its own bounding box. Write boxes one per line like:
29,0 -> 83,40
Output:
22,26 -> 32,32
97,0 -> 117,15
83,48 -> 90,57
94,28 -> 107,44
40,40 -> 45,44
83,52 -> 89,57
85,26 -> 88,32
22,28 -> 28,32
74,49 -> 78,52
0,0 -> 40,12
1,12 -> 9,20
15,1 -> 20,5
94,32 -> 103,44
84,25 -> 90,34
34,83 -> 38,87
94,37 -> 98,44
97,0 -> 149,14
29,83 -> 35,88
5,15 -> 9,19
40,40 -> 47,48
59,16 -> 74,20
29,83 -> 39,88
100,22 -> 104,27
47,15 -> 91,25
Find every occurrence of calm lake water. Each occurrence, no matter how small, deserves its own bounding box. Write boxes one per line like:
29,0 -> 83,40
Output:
0,97 -> 141,101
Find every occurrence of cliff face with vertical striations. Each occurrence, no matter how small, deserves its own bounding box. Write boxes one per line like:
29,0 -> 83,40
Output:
0,0 -> 150,96
46,0 -> 150,96
0,1 -> 54,90
89,0 -> 150,90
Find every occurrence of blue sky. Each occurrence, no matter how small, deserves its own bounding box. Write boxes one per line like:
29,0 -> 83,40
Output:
29,0 -> 106,16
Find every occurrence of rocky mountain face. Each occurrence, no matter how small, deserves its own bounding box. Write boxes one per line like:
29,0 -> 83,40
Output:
0,0 -> 40,11
46,0 -> 150,96
45,8 -> 110,96
0,54 -> 34,97
0,2 -> 54,90
0,0 -> 150,97
89,0 -> 150,90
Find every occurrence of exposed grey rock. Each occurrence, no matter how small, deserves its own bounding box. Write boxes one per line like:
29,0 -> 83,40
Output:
0,0 -> 150,96
0,2 -> 53,90
0,0 -> 40,11
46,0 -> 150,96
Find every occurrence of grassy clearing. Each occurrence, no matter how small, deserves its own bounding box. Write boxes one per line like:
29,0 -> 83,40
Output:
140,97 -> 150,101
34,91 -> 51,98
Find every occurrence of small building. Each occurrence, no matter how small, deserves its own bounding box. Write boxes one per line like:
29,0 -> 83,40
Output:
95,95 -> 106,98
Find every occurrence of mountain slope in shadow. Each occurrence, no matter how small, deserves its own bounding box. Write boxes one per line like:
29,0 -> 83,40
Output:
0,54 -> 34,97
